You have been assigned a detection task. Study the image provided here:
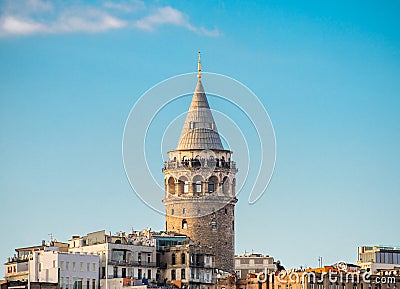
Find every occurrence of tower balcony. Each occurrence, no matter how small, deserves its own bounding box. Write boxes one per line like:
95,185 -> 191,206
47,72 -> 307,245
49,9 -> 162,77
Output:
163,158 -> 237,172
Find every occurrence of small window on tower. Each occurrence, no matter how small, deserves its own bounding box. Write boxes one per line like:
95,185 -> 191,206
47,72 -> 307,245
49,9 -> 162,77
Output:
171,209 -> 174,215
182,208 -> 186,214
182,219 -> 188,229
211,220 -> 217,230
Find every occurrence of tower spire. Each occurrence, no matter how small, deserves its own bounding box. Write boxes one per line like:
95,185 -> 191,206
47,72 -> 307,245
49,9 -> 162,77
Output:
197,51 -> 202,79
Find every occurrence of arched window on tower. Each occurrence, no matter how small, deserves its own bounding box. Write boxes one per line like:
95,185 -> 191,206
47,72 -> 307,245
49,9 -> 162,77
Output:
182,219 -> 188,229
184,181 -> 189,193
193,175 -> 203,195
208,181 -> 214,193
196,181 -> 201,193
222,177 -> 230,195
208,176 -> 218,193
168,177 -> 175,195
178,177 -> 188,195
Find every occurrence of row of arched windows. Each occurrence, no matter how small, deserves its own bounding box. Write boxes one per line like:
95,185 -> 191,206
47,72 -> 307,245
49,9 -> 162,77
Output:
166,176 -> 235,195
171,253 -> 186,265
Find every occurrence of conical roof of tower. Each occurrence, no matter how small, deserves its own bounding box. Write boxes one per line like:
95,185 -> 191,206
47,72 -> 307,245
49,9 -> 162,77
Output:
177,79 -> 224,150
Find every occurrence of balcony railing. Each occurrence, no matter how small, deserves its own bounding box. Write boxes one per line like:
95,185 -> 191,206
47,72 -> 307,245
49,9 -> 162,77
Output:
188,277 -> 213,284
189,262 -> 213,268
108,260 -> 157,267
163,159 -> 236,171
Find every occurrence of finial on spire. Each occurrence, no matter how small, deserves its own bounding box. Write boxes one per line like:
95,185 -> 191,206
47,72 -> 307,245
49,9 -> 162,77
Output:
197,51 -> 202,79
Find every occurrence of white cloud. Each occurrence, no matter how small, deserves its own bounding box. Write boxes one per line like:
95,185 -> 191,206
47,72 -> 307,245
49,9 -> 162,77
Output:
0,16 -> 47,35
54,8 -> 126,33
103,0 -> 145,13
0,0 -> 219,37
135,6 -> 220,36
0,4 -> 126,36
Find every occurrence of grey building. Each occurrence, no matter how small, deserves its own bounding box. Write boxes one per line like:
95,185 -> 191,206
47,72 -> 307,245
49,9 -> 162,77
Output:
234,253 -> 276,279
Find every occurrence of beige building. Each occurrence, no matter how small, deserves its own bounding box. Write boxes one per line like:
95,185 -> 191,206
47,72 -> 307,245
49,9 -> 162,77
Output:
357,246 -> 400,273
163,54 -> 237,273
158,240 -> 215,289
218,266 -> 400,289
234,253 -> 276,279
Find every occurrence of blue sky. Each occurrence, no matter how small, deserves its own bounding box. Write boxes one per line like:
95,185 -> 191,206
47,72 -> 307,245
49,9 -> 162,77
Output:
1,0 -> 399,269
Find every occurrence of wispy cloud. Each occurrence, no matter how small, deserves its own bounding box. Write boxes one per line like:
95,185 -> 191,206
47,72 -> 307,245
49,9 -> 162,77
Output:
54,8 -> 126,33
1,16 -> 47,35
103,0 -> 145,13
135,6 -> 219,37
0,0 -> 220,37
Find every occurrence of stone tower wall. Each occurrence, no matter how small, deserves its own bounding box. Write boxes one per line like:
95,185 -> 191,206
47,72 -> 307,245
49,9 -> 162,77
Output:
165,202 -> 235,272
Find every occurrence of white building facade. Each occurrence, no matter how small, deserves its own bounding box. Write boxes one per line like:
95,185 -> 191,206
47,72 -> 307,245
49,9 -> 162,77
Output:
68,230 -> 157,285
29,247 -> 99,289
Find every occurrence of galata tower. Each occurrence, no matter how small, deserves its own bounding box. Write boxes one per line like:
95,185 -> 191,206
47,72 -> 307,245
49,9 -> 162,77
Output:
162,53 -> 238,272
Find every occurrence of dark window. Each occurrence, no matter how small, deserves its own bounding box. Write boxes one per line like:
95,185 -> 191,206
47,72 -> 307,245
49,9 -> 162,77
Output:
182,219 -> 188,229
112,249 -> 126,262
148,269 -> 152,279
122,268 -> 126,278
208,181 -> 214,193
172,253 -> 176,265
113,267 -> 118,278
181,253 -> 186,264
181,268 -> 186,280
171,269 -> 176,280
73,279 -> 82,289
138,269 -> 142,279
